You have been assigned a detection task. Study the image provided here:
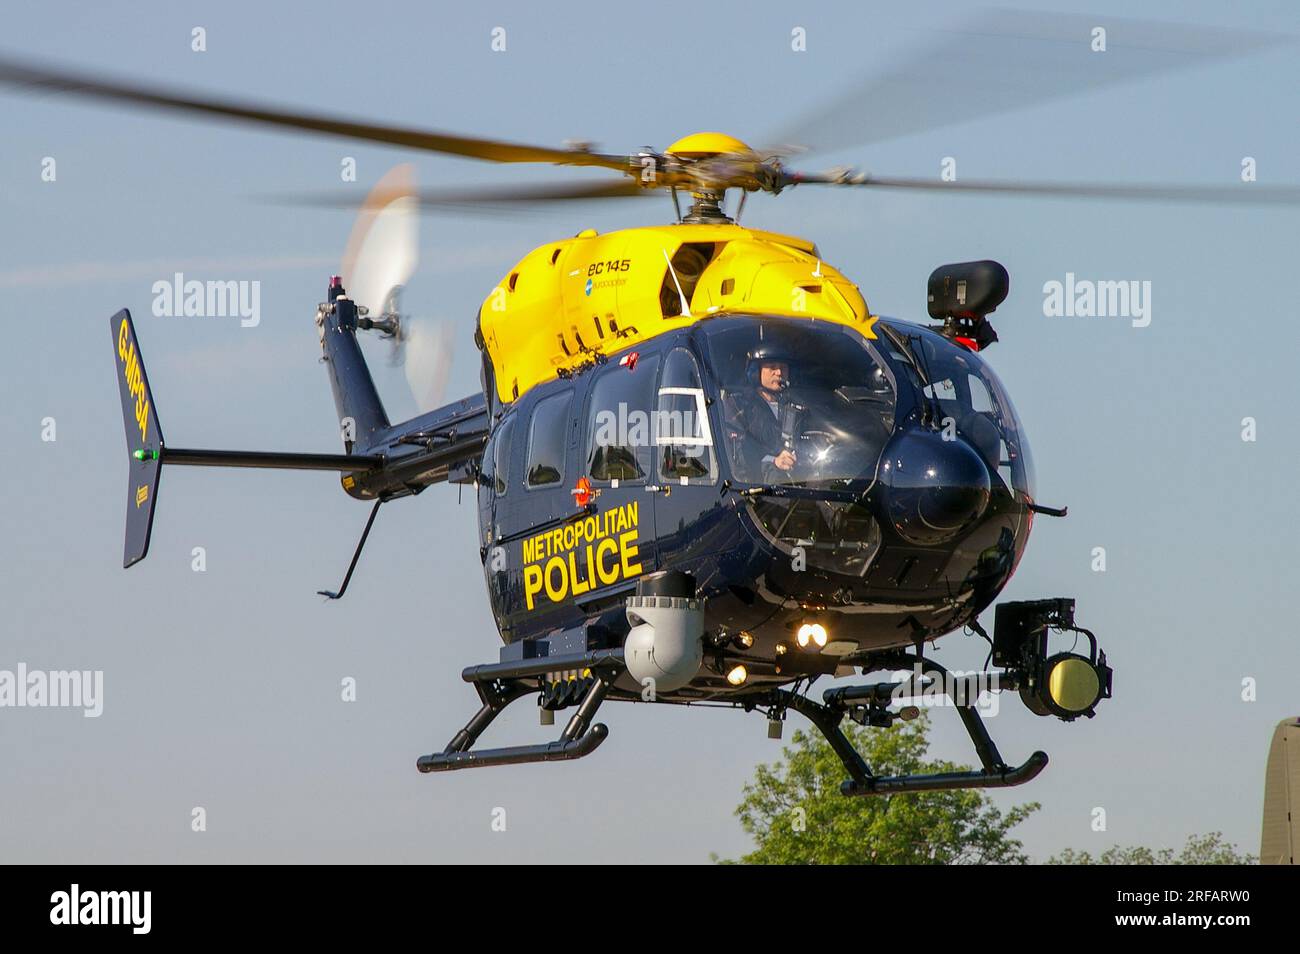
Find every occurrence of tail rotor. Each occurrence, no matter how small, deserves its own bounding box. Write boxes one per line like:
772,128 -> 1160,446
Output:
342,164 -> 455,414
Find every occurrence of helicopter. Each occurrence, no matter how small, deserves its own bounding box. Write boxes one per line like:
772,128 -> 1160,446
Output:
9,10 -> 1297,796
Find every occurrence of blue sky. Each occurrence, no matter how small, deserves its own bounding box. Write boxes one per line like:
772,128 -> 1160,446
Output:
1,0 -> 1297,862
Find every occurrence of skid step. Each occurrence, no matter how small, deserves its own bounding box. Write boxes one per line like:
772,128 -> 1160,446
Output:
417,662 -> 618,774
417,724 -> 608,772
840,750 -> 1048,796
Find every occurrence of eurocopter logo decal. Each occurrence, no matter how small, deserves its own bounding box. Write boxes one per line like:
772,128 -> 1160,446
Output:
521,501 -> 642,609
584,278 -> 593,296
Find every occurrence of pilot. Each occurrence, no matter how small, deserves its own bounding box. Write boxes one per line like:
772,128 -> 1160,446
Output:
731,349 -> 798,480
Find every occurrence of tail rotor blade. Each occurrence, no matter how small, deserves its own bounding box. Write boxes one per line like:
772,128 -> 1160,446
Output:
402,318 -> 455,414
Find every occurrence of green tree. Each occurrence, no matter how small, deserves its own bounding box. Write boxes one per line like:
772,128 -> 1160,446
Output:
717,712 -> 1039,864
1048,832 -> 1256,865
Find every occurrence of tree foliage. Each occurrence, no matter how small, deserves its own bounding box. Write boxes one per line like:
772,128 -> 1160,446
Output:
1048,832 -> 1256,865
718,712 -> 1039,864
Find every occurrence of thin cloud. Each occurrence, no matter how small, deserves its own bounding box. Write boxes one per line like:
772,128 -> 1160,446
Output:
0,243 -> 522,289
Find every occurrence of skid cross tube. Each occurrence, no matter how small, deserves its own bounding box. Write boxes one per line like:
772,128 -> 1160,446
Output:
416,650 -> 624,774
765,652 -> 1048,796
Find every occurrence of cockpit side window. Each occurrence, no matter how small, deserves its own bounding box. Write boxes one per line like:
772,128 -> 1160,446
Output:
584,352 -> 660,484
656,347 -> 716,483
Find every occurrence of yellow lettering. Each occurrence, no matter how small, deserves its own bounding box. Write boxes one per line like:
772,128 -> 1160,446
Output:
568,550 -> 590,597
523,564 -> 544,610
595,538 -> 620,586
619,530 -> 642,579
520,504 -> 645,612
544,556 -> 567,603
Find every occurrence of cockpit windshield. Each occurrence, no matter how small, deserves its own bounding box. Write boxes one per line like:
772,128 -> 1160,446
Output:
700,318 -> 897,489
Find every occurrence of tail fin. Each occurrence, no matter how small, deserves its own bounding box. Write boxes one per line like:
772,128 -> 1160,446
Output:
111,309 -> 164,568
111,306 -> 393,569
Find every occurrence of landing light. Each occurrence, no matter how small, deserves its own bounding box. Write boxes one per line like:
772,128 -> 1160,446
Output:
796,622 -> 828,649
726,665 -> 748,686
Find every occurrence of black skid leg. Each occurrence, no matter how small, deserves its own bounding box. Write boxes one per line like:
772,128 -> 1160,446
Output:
443,681 -> 533,756
765,652 -> 1049,797
761,689 -> 873,791
416,651 -> 623,774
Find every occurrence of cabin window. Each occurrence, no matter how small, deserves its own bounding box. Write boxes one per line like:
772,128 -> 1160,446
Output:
525,391 -> 572,488
585,352 -> 660,483
656,347 -> 715,482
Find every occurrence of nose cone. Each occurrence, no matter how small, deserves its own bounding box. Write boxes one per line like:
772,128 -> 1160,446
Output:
879,430 -> 992,545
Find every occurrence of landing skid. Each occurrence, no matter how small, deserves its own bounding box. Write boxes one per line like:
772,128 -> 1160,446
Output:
417,647 -> 1047,796
416,650 -> 624,773
756,652 -> 1048,796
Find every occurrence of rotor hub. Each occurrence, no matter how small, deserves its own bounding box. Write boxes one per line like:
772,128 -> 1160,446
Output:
664,131 -> 753,158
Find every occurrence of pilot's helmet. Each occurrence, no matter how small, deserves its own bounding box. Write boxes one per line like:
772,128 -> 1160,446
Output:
745,346 -> 793,389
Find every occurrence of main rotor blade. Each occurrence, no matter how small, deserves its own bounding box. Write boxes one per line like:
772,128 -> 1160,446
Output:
792,171 -> 1300,205
768,9 -> 1286,156
275,178 -> 649,215
0,55 -> 632,172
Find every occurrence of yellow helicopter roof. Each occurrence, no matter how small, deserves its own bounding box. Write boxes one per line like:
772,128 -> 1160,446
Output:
477,222 -> 877,403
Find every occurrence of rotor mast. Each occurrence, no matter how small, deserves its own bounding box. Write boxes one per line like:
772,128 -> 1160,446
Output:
678,187 -> 732,224
662,132 -> 762,225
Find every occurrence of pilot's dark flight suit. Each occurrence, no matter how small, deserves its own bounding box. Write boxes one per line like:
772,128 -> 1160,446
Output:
730,389 -> 788,481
